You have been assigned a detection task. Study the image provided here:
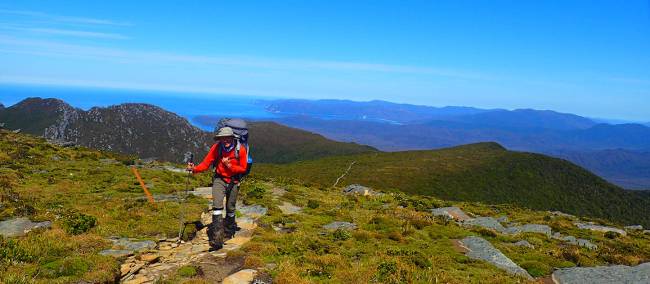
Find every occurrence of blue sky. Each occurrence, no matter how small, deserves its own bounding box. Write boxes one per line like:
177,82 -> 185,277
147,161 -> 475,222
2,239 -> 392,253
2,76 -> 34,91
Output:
0,0 -> 649,120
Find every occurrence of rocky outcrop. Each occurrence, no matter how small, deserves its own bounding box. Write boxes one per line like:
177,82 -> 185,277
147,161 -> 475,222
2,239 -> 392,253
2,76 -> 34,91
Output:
1,98 -> 212,162
431,207 -> 472,221
575,222 -> 627,236
459,236 -> 532,279
552,262 -> 650,284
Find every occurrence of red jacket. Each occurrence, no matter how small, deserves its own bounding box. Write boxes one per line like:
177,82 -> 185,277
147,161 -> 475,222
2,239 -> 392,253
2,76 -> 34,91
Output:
193,142 -> 248,183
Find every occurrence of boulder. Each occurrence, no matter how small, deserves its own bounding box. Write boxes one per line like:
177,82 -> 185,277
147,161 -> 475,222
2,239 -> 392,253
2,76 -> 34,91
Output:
459,236 -> 532,279
342,184 -> 377,196
552,262 -> 650,284
513,240 -> 534,249
575,222 -> 627,236
431,207 -> 472,222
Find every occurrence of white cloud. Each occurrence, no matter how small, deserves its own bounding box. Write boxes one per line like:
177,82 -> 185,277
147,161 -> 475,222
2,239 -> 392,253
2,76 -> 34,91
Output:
4,27 -> 129,40
0,35 -> 487,79
0,9 -> 132,26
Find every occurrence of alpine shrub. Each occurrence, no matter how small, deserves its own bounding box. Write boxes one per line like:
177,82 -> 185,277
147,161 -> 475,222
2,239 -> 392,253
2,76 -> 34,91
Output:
332,229 -> 351,241
62,212 -> 97,235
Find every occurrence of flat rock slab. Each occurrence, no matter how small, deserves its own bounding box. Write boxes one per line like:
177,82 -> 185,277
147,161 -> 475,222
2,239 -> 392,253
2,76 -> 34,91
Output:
238,205 -> 268,218
504,224 -> 552,237
431,207 -> 472,221
0,217 -> 51,237
552,262 -> 650,284
223,269 -> 258,284
109,238 -> 156,252
459,236 -> 532,279
323,221 -> 357,231
277,202 -> 302,215
575,222 -> 627,236
464,217 -> 507,233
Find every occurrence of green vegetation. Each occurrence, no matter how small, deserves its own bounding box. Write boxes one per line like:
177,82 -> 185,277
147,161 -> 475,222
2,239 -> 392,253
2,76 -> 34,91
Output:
2,130 -> 650,283
236,180 -> 650,283
254,142 -> 650,227
0,130 -> 209,282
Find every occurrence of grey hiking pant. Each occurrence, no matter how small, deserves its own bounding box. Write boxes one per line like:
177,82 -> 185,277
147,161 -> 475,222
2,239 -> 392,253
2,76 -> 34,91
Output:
212,177 -> 238,218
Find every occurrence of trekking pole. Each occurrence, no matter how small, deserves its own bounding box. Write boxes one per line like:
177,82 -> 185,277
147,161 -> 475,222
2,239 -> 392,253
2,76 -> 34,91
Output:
177,153 -> 194,242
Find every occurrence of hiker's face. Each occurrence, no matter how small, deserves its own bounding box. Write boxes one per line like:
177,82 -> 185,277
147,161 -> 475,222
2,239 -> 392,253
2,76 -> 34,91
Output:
220,137 -> 234,146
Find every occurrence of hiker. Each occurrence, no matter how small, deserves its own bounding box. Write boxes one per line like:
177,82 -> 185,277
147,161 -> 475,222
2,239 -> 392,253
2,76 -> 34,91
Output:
187,126 -> 249,250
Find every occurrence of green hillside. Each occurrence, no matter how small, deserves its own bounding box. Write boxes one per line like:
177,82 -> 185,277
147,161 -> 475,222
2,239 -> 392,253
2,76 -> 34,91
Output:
248,121 -> 377,163
2,130 -> 650,283
254,142 -> 650,228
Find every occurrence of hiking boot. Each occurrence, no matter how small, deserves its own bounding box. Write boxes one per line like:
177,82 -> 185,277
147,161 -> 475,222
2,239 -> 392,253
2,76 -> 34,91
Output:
208,214 -> 224,251
224,215 -> 237,239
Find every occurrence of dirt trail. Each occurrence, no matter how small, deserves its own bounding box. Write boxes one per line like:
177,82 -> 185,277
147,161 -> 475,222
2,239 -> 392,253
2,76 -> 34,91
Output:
119,190 -> 266,284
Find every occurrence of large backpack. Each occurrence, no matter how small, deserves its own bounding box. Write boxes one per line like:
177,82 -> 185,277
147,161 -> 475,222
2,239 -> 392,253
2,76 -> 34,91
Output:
214,118 -> 253,181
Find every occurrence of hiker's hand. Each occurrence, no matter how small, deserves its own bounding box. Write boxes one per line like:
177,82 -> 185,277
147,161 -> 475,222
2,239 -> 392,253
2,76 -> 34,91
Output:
186,162 -> 195,172
222,157 -> 232,168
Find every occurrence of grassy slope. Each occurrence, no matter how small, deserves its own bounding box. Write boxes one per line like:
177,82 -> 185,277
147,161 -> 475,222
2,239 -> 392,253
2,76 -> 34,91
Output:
240,179 -> 650,283
0,130 -> 210,283
248,121 -> 378,163
253,142 -> 650,228
2,131 -> 650,283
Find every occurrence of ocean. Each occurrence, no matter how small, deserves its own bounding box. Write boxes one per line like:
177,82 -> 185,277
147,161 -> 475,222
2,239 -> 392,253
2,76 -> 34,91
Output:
0,84 -> 281,130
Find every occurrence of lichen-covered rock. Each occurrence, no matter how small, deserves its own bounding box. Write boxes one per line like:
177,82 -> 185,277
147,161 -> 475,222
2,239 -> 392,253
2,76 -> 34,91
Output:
431,207 -> 472,221
552,262 -> 650,284
0,217 -> 52,237
459,236 -> 532,279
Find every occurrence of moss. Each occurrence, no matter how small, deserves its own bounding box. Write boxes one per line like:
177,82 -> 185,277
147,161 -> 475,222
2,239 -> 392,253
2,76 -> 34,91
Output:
520,261 -> 551,277
177,265 -> 199,277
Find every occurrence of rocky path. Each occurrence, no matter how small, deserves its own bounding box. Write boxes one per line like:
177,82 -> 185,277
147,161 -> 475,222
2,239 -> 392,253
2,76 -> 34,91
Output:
114,189 -> 268,284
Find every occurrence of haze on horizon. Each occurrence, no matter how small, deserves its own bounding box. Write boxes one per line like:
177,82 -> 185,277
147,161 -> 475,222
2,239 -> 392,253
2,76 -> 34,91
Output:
0,0 -> 649,121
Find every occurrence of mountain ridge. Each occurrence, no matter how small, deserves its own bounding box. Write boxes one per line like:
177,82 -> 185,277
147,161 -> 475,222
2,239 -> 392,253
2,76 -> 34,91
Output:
0,97 -> 376,163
